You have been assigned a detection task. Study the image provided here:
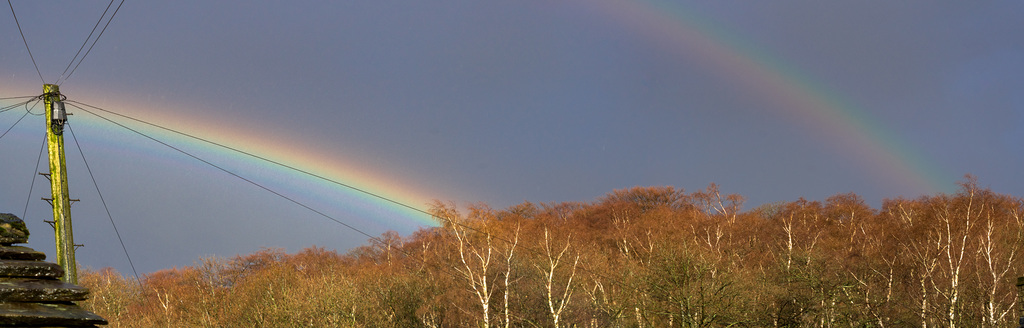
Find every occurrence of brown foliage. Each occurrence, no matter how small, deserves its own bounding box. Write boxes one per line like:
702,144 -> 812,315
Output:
81,180 -> 1024,327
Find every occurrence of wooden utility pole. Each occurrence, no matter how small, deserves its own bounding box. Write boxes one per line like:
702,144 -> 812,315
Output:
43,84 -> 77,284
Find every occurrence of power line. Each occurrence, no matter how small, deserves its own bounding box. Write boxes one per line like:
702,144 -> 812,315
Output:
0,106 -> 30,141
0,98 -> 34,113
7,0 -> 45,84
68,102 -> 384,242
66,123 -> 142,286
24,99 -> 43,116
59,0 -> 126,85
0,95 -> 38,101
56,0 -> 117,85
67,100 -> 437,221
23,135 -> 46,221
0,99 -> 35,141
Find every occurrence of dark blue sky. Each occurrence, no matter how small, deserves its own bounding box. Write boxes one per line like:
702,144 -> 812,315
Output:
2,1 -> 1022,275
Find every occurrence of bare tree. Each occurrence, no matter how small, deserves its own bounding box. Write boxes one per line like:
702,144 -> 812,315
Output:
447,216 -> 496,327
975,205 -> 1021,327
937,192 -> 977,328
432,202 -> 522,328
501,225 -> 519,328
536,229 -> 579,328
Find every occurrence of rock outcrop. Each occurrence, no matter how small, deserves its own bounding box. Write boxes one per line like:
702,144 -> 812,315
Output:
0,213 -> 106,327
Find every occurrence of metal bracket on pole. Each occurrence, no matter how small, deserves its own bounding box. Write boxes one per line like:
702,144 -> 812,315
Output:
41,198 -> 79,207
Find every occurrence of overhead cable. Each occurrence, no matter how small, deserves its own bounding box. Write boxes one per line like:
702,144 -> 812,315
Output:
59,0 -> 126,85
23,136 -> 46,220
67,100 -> 434,219
56,0 -> 117,85
66,123 -> 142,285
7,0 -> 45,84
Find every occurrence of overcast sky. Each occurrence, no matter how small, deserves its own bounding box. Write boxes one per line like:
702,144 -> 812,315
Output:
2,1 -> 1022,275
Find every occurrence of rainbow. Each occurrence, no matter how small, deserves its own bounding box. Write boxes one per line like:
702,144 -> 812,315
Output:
580,0 -> 955,194
0,87 -> 440,233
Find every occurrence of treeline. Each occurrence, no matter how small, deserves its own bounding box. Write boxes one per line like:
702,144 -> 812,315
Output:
80,177 -> 1023,327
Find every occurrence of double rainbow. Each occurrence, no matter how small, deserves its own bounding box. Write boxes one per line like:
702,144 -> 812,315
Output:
2,2 -> 956,234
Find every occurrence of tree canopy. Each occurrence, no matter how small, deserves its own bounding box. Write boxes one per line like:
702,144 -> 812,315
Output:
81,179 -> 1024,327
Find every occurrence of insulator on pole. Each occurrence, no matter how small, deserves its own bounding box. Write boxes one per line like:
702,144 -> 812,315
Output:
51,100 -> 67,132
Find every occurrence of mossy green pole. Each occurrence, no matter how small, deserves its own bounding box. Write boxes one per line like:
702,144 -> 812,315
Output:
43,84 -> 76,284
